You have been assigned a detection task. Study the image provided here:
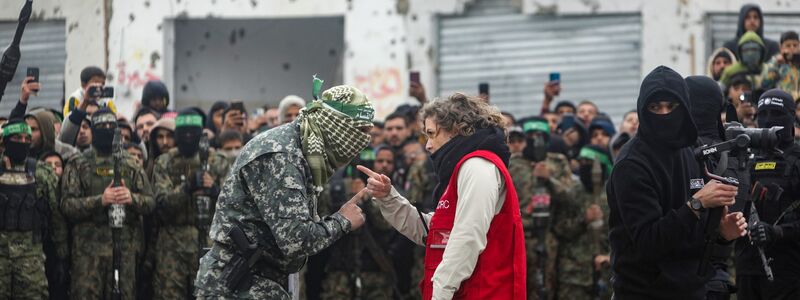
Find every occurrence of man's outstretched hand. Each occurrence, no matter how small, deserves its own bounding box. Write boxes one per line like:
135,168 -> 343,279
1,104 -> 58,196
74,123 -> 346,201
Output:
338,188 -> 368,231
357,165 -> 392,199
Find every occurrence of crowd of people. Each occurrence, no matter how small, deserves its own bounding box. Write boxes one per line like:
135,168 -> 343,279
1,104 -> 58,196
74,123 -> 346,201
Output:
1,2 -> 800,300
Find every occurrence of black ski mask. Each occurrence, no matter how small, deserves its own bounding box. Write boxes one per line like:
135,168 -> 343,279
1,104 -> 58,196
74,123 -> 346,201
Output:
174,108 -> 206,157
520,117 -> 551,162
91,109 -> 118,155
577,145 -> 612,192
2,120 -> 32,164
756,89 -> 797,147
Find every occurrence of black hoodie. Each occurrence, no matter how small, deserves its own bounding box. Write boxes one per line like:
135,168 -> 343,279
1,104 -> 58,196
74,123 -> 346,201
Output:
607,66 -> 707,300
722,4 -> 780,62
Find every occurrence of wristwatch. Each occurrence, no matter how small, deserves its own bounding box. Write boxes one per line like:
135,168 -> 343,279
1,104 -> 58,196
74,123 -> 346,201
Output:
689,197 -> 705,212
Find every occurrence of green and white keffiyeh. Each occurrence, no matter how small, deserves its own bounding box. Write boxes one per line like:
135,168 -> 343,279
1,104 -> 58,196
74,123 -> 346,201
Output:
299,85 -> 375,189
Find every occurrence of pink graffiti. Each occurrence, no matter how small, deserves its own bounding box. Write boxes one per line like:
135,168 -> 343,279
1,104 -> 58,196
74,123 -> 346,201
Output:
115,61 -> 160,90
354,68 -> 402,100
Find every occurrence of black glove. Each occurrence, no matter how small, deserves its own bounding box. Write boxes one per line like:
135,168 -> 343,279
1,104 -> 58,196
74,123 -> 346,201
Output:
751,221 -> 783,246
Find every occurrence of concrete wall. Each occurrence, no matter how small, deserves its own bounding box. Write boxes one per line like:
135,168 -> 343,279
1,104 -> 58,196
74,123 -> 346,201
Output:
0,0 -> 106,102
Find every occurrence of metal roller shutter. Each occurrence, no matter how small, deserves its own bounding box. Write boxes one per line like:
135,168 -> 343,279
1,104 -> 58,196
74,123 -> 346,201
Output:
0,21 -> 66,116
708,13 -> 800,57
437,8 -> 642,123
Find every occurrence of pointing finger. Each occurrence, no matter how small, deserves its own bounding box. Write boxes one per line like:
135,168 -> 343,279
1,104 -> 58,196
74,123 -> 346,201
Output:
356,165 -> 380,179
347,188 -> 369,205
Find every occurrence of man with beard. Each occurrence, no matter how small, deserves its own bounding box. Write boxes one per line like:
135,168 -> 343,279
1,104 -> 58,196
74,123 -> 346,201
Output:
151,108 -> 230,299
194,86 -> 374,299
554,145 -> 613,300
509,116 -> 573,299
60,109 -> 155,299
607,66 -> 747,299
0,119 -> 67,298
737,89 -> 800,300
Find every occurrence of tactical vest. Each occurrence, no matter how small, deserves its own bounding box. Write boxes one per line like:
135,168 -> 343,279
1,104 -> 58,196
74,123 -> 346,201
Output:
87,153 -> 135,225
751,146 -> 800,224
162,153 -> 203,226
0,159 -> 48,233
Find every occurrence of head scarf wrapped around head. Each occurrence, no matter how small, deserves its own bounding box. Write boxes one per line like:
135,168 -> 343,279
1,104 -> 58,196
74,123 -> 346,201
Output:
299,85 -> 374,189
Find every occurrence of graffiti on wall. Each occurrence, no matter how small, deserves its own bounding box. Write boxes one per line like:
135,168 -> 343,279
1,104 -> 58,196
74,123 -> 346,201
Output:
115,61 -> 160,91
354,67 -> 402,101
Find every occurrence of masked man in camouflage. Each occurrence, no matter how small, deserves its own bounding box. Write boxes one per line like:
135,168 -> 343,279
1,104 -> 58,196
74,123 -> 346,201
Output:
0,119 -> 67,299
152,108 -> 231,299
553,145 -> 613,300
61,108 -> 155,299
509,116 -> 574,300
194,85 -> 375,299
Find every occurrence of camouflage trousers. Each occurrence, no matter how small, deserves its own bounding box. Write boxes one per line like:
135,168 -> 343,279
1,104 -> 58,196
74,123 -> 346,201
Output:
153,226 -> 201,300
70,227 -> 140,300
0,233 -> 48,299
320,271 -> 392,300
408,246 -> 425,300
525,234 -> 558,300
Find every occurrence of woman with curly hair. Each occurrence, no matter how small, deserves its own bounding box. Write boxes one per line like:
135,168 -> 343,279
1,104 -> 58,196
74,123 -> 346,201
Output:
359,93 -> 526,299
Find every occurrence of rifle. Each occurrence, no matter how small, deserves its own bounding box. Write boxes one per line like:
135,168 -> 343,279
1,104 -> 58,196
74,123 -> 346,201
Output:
0,0 -> 32,103
109,128 -> 125,300
196,133 -> 212,255
748,181 -> 775,281
693,134 -> 749,277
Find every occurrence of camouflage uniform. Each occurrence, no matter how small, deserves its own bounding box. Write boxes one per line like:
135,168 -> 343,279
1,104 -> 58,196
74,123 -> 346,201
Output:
194,123 -> 352,299
321,173 -> 398,300
508,152 -> 573,300
61,148 -> 155,299
151,148 -> 230,299
405,158 -> 435,300
553,183 -> 612,300
0,159 -> 67,299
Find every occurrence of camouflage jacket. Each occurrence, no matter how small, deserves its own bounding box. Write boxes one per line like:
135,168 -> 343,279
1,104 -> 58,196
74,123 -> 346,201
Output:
407,158 -> 436,212
0,159 -> 68,260
60,148 -> 154,252
508,153 -> 574,230
553,183 -> 610,287
152,149 -> 231,227
195,122 -> 352,299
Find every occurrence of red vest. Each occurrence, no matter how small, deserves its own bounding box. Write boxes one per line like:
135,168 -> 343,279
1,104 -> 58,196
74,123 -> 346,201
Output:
421,150 -> 526,300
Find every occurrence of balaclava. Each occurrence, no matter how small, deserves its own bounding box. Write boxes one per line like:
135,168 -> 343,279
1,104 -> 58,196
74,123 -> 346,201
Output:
2,119 -> 32,164
299,85 -> 375,189
519,116 -> 550,162
91,108 -> 118,155
175,108 -> 206,158
577,145 -> 612,193
756,89 -> 797,147
686,75 -> 726,141
637,66 -> 697,150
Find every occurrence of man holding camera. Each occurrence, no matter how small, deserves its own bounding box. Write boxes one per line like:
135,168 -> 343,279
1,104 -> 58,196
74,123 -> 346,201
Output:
607,66 -> 747,299
736,89 -> 800,300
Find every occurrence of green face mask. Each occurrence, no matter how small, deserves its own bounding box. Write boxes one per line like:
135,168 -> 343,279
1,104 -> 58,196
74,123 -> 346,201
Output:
740,43 -> 763,70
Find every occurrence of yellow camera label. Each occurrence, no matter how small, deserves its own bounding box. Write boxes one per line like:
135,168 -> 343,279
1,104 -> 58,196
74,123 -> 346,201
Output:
754,162 -> 777,170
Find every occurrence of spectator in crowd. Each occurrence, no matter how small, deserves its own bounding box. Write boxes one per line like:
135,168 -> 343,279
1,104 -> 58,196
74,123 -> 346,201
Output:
63,66 -> 116,117
217,130 -> 244,160
221,102 -> 250,141
708,48 -> 737,82
383,112 -> 411,149
369,121 -> 385,148
278,95 -> 306,124
554,100 -> 576,116
542,111 -> 560,133
124,142 -> 145,167
723,4 -> 780,62
117,119 -> 137,144
619,109 -> 639,136
76,118 -> 92,152
588,116 -> 616,150
141,80 -> 170,114
576,101 -> 599,127
146,118 -> 176,177
206,101 -> 229,135
761,31 -> 800,100
41,151 -> 64,177
557,114 -> 588,160
508,127 -> 526,156
26,109 -> 79,161
721,31 -> 768,90
134,107 -> 160,143
501,111 -> 516,127
265,107 -> 279,127
724,74 -> 756,125
409,80 -> 429,104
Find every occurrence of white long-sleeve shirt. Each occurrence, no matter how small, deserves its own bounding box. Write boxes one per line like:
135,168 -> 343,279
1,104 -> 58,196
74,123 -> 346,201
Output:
374,157 -> 506,300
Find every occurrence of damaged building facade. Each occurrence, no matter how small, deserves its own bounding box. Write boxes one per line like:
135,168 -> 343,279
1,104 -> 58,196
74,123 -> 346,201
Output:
1,0 -> 799,121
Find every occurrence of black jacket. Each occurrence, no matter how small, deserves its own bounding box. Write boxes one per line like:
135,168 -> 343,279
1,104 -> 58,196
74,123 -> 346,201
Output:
607,67 -> 707,299
722,4 -> 780,62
